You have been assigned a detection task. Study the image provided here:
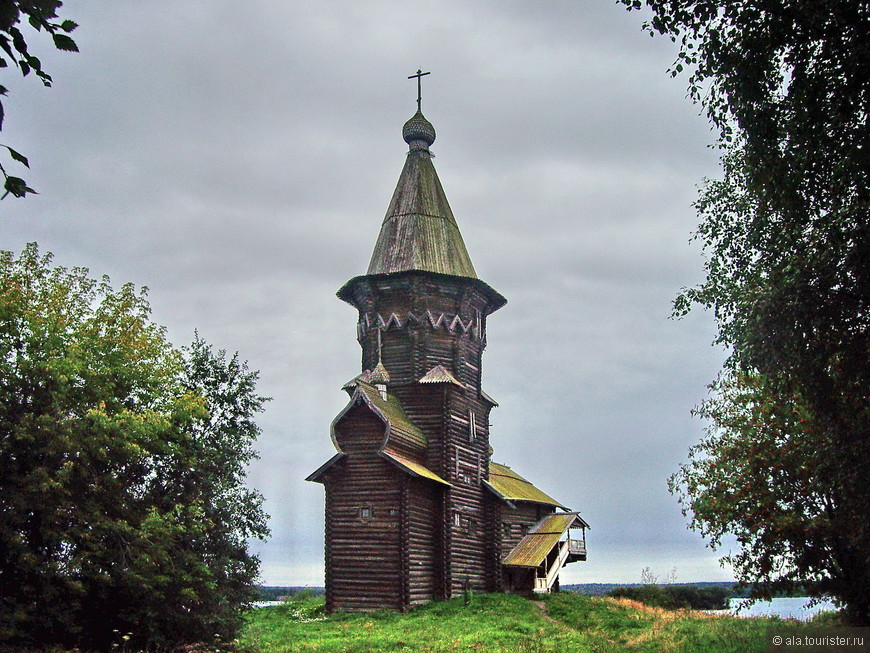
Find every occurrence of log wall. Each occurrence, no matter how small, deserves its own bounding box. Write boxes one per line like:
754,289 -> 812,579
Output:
323,452 -> 403,612
322,271 -> 514,609
404,476 -> 441,605
333,403 -> 385,453
499,502 -> 557,560
353,274 -> 495,392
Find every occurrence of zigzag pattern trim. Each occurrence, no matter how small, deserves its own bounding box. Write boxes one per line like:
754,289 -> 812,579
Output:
357,309 -> 484,339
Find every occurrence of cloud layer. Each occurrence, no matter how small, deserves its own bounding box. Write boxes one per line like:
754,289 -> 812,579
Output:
3,0 -> 732,584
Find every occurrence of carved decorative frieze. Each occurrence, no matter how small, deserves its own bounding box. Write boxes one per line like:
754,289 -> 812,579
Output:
357,309 -> 485,340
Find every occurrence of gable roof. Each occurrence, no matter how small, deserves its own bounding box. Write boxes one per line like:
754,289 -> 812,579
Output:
486,462 -> 567,509
309,380 -> 447,487
502,513 -> 589,568
418,364 -> 463,386
349,381 -> 427,450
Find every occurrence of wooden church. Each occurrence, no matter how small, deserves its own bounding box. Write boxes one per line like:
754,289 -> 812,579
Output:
307,84 -> 589,612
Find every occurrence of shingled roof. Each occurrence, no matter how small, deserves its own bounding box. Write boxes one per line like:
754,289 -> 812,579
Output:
366,111 -> 477,278
310,380 -> 446,485
502,513 -> 589,568
353,381 -> 427,451
486,462 -> 567,509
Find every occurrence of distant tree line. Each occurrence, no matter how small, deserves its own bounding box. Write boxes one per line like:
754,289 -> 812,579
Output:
257,586 -> 326,601
606,585 -> 731,611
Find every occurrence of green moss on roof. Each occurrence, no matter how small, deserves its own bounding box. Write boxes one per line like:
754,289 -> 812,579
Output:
356,381 -> 427,450
382,451 -> 450,486
488,462 -> 567,509
502,513 -> 585,568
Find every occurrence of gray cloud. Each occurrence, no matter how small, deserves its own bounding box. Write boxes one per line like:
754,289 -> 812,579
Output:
2,0 -> 731,585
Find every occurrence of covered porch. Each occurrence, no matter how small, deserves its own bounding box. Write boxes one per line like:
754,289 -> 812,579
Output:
502,512 -> 589,595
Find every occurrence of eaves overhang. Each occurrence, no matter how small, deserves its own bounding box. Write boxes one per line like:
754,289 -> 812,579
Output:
305,452 -> 346,483
337,270 -> 507,314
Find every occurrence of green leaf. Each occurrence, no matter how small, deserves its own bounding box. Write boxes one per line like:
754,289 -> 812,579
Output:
9,26 -> 27,56
52,33 -> 78,53
60,20 -> 78,33
5,146 -> 30,168
3,176 -> 37,198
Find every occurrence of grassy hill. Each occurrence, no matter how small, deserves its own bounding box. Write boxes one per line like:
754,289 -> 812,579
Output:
241,591 -> 807,652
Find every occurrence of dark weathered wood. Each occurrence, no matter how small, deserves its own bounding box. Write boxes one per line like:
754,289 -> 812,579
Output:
310,116 -> 583,612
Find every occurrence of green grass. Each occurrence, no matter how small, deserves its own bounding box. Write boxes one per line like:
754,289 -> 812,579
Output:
240,591 -> 813,652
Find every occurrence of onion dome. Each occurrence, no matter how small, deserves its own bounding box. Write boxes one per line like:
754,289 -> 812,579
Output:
402,110 -> 436,150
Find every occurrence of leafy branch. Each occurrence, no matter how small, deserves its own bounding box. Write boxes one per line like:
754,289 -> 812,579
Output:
0,0 -> 78,199
0,142 -> 33,197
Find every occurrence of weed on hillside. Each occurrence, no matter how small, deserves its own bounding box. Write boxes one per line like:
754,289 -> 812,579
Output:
240,592 -> 799,652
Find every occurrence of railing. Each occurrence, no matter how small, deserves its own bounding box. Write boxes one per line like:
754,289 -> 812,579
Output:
567,538 -> 586,556
530,536 -> 588,594
533,540 -> 571,594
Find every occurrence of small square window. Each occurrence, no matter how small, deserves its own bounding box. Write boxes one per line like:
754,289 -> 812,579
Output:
454,512 -> 462,528
359,506 -> 372,520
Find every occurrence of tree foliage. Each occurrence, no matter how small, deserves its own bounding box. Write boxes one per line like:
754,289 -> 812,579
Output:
0,244 -> 269,650
670,372 -> 866,613
620,0 -> 870,624
607,584 -> 731,611
0,0 -> 78,198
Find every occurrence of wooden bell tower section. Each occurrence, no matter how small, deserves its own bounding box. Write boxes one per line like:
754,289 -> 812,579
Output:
307,85 -> 587,612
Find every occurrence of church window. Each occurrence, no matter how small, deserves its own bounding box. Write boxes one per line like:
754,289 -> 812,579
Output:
454,512 -> 462,528
359,506 -> 372,521
468,409 -> 477,440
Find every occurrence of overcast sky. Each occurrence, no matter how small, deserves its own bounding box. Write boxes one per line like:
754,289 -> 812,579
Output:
3,0 -> 736,585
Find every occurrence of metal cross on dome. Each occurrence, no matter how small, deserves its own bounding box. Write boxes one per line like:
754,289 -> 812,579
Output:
408,69 -> 431,112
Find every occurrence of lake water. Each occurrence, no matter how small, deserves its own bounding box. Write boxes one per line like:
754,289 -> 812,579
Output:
725,597 -> 838,620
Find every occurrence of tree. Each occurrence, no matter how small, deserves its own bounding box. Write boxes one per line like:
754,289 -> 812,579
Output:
619,0 -> 870,624
670,372 -> 866,613
0,244 -> 269,650
0,0 -> 79,198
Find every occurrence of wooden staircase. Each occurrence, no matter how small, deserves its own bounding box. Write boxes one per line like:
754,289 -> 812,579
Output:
533,539 -> 571,594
